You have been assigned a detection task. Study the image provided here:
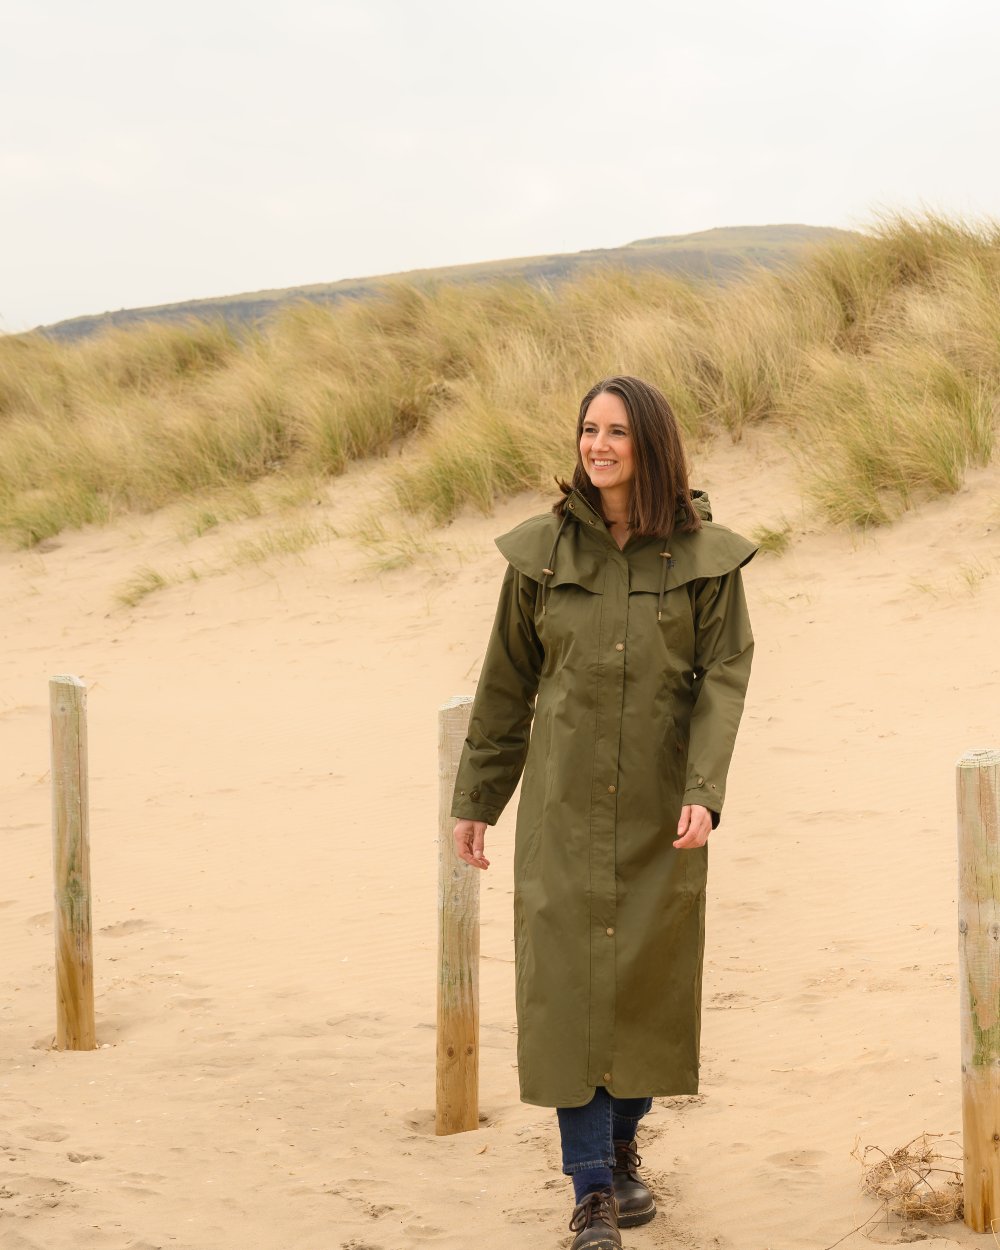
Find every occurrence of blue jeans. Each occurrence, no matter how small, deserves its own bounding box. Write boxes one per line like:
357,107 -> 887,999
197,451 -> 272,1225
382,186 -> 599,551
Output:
557,1086 -> 654,1174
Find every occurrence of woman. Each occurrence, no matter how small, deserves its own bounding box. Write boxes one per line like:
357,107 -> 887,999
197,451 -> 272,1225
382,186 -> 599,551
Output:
450,376 -> 756,1249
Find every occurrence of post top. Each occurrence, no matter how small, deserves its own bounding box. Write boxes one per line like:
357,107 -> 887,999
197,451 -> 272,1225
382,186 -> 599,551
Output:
50,674 -> 86,688
441,695 -> 474,710
957,747 -> 1000,768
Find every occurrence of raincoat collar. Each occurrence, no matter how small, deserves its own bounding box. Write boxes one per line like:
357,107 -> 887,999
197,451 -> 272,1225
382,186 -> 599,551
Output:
556,488 -> 676,617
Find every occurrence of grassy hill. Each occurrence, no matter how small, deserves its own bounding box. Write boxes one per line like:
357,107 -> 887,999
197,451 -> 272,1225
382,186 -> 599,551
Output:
2,213 -> 996,556
39,224 -> 855,341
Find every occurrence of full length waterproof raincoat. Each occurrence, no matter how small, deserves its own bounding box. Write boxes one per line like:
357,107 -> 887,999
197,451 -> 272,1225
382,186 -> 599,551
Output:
451,486 -> 757,1108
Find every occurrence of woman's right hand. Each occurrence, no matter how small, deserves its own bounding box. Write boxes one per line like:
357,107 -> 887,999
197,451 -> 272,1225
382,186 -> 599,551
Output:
453,819 -> 490,870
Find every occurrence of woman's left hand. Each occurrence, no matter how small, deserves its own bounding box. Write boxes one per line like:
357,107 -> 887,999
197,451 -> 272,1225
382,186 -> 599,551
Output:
673,804 -> 713,849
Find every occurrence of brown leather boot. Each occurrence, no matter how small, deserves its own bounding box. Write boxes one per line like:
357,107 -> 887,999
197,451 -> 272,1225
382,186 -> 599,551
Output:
568,1186 -> 621,1250
612,1138 -> 656,1227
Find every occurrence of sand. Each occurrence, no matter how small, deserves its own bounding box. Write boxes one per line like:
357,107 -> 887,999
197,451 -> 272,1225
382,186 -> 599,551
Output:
3,431 -> 999,1250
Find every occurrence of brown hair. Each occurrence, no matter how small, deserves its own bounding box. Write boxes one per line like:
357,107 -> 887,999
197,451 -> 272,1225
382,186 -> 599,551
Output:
552,375 -> 702,538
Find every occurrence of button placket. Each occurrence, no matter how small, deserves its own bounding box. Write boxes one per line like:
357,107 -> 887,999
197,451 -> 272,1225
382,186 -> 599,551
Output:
587,551 -> 621,1089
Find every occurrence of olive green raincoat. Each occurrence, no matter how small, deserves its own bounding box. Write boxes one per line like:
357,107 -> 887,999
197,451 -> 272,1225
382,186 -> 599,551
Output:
451,486 -> 756,1108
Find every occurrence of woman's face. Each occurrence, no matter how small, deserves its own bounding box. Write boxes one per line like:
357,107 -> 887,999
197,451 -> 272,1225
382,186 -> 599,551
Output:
579,392 -> 635,492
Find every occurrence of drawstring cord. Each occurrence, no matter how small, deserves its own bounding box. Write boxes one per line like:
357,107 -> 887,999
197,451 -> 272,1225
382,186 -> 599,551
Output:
657,546 -> 674,621
540,508 -> 572,615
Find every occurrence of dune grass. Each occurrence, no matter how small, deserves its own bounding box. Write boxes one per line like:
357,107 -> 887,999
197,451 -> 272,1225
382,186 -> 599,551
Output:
751,520 -> 793,556
113,519 -> 334,609
226,522 -> 327,567
115,565 -> 169,607
2,211 -> 999,547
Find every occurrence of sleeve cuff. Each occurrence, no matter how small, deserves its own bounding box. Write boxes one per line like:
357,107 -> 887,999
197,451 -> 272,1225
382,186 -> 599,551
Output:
451,789 -> 501,825
683,778 -> 723,828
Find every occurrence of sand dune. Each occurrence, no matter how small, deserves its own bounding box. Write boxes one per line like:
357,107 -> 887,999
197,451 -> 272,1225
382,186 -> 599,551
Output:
3,433 -> 999,1249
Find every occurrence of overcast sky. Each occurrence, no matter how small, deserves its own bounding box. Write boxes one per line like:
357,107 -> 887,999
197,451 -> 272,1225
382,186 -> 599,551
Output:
3,0 -> 998,330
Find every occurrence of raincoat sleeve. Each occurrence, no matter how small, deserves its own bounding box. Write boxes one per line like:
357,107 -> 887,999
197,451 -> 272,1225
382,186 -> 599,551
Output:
682,567 -> 754,825
450,563 -> 544,825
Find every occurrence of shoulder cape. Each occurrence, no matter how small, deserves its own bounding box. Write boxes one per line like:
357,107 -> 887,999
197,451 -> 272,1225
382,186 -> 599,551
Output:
495,510 -> 757,595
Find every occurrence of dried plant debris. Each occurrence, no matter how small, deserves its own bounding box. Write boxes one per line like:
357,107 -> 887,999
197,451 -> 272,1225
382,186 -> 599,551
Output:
855,1132 -> 963,1226
823,1134 -> 965,1250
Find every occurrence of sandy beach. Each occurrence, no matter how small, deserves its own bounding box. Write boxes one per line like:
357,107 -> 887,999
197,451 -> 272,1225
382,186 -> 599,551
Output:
3,430 -> 999,1250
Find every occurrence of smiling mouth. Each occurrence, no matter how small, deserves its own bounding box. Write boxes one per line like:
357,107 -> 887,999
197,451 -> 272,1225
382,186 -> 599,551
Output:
591,460 -> 617,468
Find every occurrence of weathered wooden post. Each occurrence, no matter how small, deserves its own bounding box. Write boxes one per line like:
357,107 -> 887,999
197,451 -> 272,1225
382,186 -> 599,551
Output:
957,747 -> 1000,1231
50,675 -> 96,1050
436,695 -> 479,1134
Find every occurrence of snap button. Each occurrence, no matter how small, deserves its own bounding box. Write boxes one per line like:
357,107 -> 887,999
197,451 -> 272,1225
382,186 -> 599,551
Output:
614,642 -> 624,652
696,776 -> 704,786
603,1072 -> 612,1082
470,789 -> 481,800
607,784 -> 616,794
606,927 -> 614,936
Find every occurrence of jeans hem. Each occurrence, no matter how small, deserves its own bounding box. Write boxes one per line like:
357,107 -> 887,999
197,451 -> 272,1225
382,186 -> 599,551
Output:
563,1157 -> 616,1175
558,1087 -> 653,1173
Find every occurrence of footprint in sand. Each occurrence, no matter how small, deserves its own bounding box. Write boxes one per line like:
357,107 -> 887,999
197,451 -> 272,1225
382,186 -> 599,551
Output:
718,898 -> 765,913
656,1095 -> 705,1114
1,1174 -> 73,1210
167,996 -> 213,1011
99,917 -> 154,936
502,1201 -> 554,1225
403,1219 -> 446,1238
117,1169 -> 168,1196
706,990 -> 757,1011
361,1200 -> 398,1219
264,1020 -> 329,1038
20,1123 -> 69,1142
765,1148 -> 828,1170
324,1009 -> 388,1037
401,1108 -> 437,1136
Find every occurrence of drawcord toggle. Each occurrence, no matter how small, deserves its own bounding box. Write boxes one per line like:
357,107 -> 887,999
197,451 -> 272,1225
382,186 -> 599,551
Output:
657,549 -> 674,621
540,509 -> 571,615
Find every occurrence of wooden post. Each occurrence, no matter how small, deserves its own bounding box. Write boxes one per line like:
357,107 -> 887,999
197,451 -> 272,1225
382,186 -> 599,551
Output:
958,747 -> 1000,1232
50,675 -> 96,1051
436,695 -> 479,1134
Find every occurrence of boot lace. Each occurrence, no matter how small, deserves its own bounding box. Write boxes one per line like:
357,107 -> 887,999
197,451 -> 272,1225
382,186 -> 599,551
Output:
613,1140 -> 642,1180
569,1187 -> 616,1233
